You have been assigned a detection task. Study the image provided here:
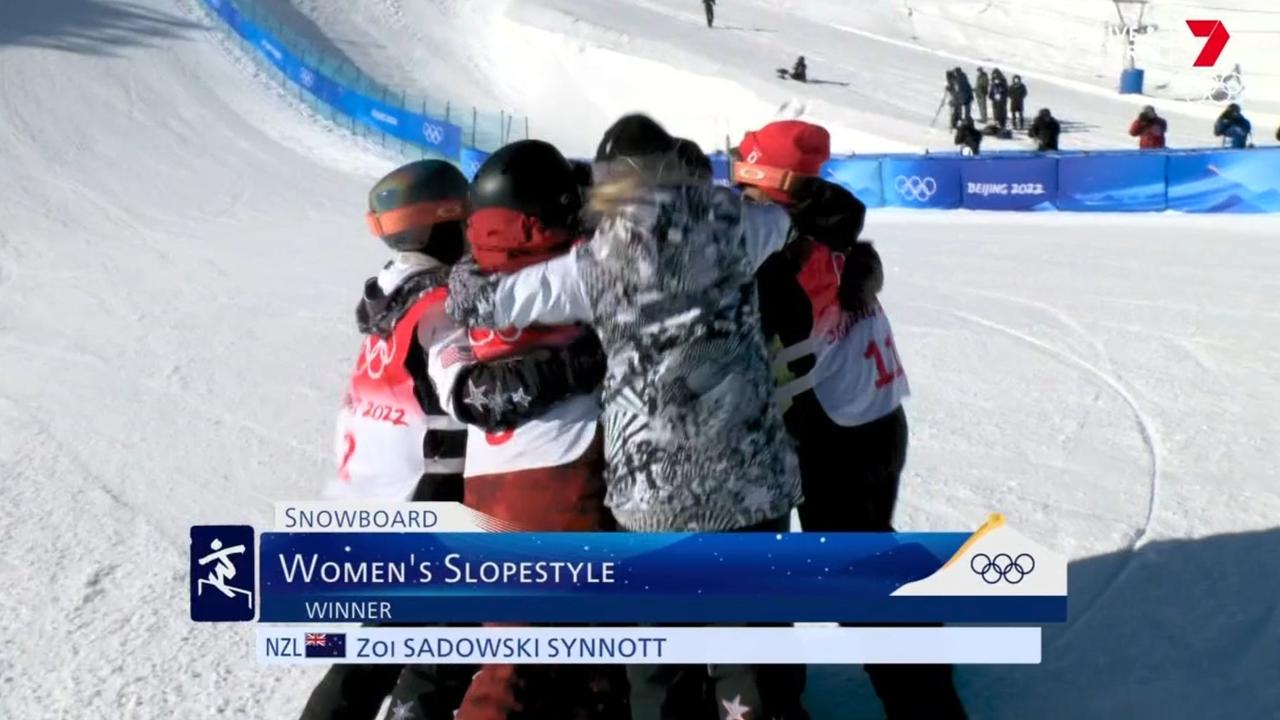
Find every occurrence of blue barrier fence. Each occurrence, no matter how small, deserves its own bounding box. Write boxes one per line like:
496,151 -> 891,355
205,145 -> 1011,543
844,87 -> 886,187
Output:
199,0 -> 525,161
707,147 -> 1280,213
810,147 -> 1280,213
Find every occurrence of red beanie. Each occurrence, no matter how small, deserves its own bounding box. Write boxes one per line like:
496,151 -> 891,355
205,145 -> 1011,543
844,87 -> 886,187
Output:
735,120 -> 831,203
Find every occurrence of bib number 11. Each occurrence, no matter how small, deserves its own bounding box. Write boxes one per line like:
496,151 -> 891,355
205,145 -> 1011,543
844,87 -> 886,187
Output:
865,335 -> 905,389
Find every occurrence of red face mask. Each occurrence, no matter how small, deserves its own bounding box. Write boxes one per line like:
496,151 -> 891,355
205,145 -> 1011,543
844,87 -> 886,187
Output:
467,208 -> 575,274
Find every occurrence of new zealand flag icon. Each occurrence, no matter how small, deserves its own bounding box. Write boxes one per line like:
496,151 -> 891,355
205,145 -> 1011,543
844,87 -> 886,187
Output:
305,633 -> 347,658
190,525 -> 256,622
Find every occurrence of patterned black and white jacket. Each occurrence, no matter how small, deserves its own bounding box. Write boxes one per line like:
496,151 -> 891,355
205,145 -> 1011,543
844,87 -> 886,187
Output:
447,184 -> 802,531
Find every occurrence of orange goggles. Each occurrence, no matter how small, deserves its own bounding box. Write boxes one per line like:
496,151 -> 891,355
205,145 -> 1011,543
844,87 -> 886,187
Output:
731,162 -> 813,194
366,199 -> 467,238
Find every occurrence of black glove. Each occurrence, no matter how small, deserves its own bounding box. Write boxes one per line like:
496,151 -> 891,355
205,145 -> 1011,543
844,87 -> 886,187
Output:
453,330 -> 607,431
788,178 -> 867,253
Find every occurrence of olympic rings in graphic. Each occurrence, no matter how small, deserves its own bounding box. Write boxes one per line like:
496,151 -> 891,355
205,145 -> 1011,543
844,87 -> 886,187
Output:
422,122 -> 446,144
970,552 -> 1035,584
355,335 -> 397,380
298,67 -> 316,88
894,175 -> 938,201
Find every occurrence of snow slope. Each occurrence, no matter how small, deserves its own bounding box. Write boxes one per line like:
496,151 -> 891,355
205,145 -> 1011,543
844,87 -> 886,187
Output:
272,0 -> 1280,157
1,0 -> 1279,719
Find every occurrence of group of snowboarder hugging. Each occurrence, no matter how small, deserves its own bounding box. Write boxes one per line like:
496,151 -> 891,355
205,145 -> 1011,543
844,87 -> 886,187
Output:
298,113 -> 970,720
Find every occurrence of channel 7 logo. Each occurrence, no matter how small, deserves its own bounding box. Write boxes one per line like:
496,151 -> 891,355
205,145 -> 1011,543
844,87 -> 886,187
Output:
1187,20 -> 1230,67
190,525 -> 256,621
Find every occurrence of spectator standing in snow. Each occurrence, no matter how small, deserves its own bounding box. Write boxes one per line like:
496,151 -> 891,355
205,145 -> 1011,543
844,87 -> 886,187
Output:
792,55 -> 808,82
955,67 -> 973,124
944,69 -> 961,129
989,68 -> 1009,129
1009,75 -> 1028,130
1129,105 -> 1167,149
954,116 -> 982,156
703,0 -> 715,28
974,67 -> 990,123
1028,108 -> 1060,151
1214,103 -> 1252,149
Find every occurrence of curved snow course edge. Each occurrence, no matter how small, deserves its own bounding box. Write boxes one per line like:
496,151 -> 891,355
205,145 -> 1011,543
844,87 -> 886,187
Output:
195,0 -> 516,172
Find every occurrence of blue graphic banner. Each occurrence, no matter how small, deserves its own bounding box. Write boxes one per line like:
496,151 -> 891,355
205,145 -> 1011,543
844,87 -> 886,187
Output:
1057,151 -> 1168,212
256,532 -> 1066,623
1166,148 -> 1280,213
879,157 -> 963,209
823,157 -> 883,208
460,147 -> 491,180
961,156 -> 1058,211
201,0 -> 463,159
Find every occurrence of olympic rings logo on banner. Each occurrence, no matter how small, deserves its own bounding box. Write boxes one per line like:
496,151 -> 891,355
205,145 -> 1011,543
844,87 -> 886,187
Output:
423,122 -> 446,145
970,553 -> 1035,584
355,336 -> 397,380
895,175 -> 938,202
298,67 -> 315,88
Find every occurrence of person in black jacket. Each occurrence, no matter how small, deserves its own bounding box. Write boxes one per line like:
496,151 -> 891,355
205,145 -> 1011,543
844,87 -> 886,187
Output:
989,68 -> 1009,129
954,116 -> 982,156
1028,108 -> 1060,151
953,67 -> 974,125
735,120 -> 968,720
1009,75 -> 1028,130
792,55 -> 808,82
703,0 -> 715,27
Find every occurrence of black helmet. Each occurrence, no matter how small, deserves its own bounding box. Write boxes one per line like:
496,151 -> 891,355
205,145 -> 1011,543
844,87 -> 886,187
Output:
675,137 -> 713,180
470,139 -> 582,231
367,160 -> 468,261
569,159 -> 594,191
595,114 -> 677,163
1227,103 -> 1241,114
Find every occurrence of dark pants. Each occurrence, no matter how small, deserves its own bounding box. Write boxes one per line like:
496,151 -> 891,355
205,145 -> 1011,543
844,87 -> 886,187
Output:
704,3 -> 714,27
977,96 -> 988,122
789,401 -> 967,720
1011,103 -> 1025,130
627,515 -> 808,720
994,101 -> 1008,128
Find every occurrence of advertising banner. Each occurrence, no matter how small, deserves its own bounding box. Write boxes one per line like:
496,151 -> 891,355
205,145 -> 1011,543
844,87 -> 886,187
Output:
823,157 -> 884,207
1166,148 -> 1280,213
960,156 -> 1058,211
879,156 -> 964,209
1057,152 -> 1168,212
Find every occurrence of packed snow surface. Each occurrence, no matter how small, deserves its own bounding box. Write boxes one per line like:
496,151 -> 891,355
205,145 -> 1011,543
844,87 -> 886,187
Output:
1,0 -> 1278,718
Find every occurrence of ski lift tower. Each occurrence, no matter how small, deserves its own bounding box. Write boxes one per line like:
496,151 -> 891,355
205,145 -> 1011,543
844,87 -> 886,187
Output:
1108,0 -> 1158,94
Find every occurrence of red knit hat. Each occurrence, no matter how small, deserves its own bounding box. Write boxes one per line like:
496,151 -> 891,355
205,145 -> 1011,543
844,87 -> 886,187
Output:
735,120 -> 831,204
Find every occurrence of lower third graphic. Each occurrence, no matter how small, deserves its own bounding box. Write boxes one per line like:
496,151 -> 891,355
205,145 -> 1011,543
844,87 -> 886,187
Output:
190,525 -> 256,621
